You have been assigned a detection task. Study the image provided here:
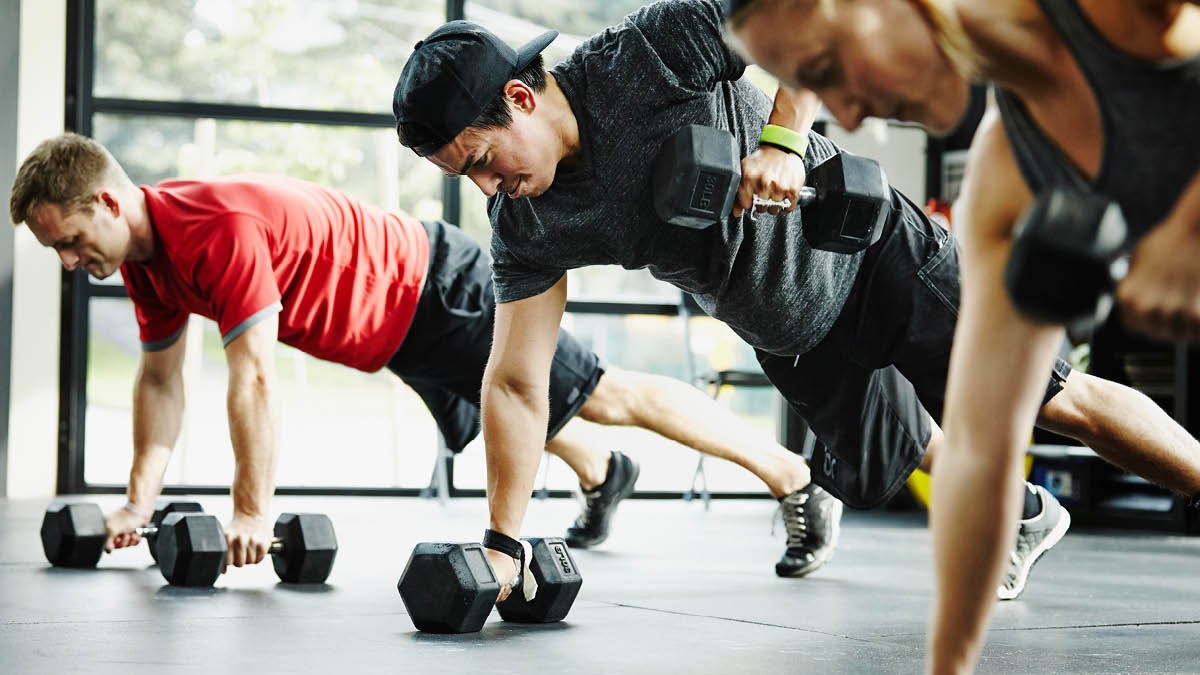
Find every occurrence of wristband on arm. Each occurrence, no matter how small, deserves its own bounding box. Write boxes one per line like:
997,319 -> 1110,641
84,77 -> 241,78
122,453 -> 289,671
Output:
122,500 -> 153,520
759,124 -> 808,159
482,529 -> 523,561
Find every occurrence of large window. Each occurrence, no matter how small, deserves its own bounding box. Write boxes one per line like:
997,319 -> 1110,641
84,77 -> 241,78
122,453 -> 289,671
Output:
67,0 -> 786,496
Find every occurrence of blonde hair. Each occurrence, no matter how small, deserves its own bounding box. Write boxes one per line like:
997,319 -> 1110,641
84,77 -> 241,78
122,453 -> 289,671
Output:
726,0 -> 982,80
9,133 -> 125,226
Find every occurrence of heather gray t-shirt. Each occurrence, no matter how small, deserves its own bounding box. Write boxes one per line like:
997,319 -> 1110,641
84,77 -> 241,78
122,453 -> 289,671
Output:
488,0 -> 863,356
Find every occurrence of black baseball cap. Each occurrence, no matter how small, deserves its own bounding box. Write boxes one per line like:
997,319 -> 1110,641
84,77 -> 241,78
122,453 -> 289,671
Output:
392,21 -> 558,157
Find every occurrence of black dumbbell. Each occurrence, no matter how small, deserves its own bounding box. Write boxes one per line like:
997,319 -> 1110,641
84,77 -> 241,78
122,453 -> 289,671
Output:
40,500 -> 203,568
397,536 -> 582,633
155,512 -> 339,587
1005,188 -> 1129,332
652,124 -> 893,253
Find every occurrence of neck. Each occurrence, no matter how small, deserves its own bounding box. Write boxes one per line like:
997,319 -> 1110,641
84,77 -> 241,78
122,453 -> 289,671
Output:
121,184 -> 154,262
543,73 -> 583,168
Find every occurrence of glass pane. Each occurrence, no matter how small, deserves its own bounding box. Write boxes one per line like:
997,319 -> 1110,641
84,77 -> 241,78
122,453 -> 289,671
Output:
465,0 -> 652,45
92,114 -> 443,220
86,303 -> 444,488
452,312 -> 779,494
94,0 -> 444,112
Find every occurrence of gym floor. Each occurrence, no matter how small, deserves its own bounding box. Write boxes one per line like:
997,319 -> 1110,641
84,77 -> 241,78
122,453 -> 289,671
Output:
2,495 -> 1198,674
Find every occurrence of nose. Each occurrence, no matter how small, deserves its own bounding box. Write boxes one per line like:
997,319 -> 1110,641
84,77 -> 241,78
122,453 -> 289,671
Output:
469,171 -> 503,198
57,249 -> 80,270
826,91 -> 867,133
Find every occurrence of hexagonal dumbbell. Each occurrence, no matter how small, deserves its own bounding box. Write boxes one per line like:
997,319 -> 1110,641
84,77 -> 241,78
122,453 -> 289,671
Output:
40,500 -> 204,568
155,512 -> 338,587
397,537 -> 582,633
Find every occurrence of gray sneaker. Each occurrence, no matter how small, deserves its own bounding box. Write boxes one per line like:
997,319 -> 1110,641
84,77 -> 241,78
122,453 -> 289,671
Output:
997,485 -> 1071,600
775,482 -> 843,578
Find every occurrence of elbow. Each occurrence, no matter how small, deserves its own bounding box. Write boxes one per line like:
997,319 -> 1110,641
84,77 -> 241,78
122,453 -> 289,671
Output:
482,369 -> 547,411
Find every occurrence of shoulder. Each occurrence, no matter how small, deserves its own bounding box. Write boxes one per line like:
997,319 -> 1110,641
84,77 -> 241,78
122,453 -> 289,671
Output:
955,103 -> 1032,245
956,0 -> 1065,86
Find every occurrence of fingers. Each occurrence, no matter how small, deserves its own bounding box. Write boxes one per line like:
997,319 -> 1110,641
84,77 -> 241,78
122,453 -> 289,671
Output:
737,149 -> 805,219
224,533 -> 271,568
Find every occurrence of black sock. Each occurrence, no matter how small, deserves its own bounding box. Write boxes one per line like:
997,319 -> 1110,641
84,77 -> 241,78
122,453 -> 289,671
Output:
1021,483 -> 1042,520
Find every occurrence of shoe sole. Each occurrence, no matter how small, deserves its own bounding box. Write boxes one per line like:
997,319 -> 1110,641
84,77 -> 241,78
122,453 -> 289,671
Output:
565,458 -> 641,549
775,499 -> 843,578
996,506 -> 1071,601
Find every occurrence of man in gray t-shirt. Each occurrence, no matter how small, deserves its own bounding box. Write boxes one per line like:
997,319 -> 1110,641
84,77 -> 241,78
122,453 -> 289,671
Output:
391,0 -> 1173,603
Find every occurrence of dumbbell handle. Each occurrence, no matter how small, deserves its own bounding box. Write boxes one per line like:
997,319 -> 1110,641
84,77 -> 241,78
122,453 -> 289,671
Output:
132,524 -> 285,553
750,186 -> 817,212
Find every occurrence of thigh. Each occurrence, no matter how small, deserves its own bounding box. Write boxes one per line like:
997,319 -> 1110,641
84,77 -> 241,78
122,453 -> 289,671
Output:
759,348 -> 930,509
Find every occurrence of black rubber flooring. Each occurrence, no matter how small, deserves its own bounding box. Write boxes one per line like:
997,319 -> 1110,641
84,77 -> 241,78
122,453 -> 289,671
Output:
2,495 -> 1198,673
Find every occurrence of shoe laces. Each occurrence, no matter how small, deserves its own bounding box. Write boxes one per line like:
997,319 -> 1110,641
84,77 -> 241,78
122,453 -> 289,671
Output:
573,488 -> 606,531
772,490 -> 811,548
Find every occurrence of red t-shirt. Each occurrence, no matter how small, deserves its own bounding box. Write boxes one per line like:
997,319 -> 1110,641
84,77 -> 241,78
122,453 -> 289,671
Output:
122,175 -> 430,372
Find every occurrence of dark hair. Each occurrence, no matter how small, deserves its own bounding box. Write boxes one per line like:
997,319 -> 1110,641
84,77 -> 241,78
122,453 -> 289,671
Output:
395,55 -> 548,151
467,55 -> 548,132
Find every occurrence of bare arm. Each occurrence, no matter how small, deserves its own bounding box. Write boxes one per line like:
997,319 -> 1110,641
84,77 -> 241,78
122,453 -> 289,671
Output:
734,85 -> 820,217
480,276 -> 567,595
928,108 -> 1066,674
223,314 -> 281,567
483,276 -> 567,537
107,328 -> 190,550
1117,167 -> 1200,340
129,328 -> 189,510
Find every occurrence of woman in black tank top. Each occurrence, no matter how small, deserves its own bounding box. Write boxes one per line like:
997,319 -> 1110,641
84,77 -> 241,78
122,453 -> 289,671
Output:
726,1 -> 1200,671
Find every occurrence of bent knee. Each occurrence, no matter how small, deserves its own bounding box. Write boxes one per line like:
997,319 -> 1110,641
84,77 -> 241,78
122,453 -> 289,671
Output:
1037,370 -> 1100,439
579,368 -> 640,426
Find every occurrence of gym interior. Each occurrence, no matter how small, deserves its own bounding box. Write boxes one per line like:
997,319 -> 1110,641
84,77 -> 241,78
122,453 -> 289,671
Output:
1,2 -> 1197,673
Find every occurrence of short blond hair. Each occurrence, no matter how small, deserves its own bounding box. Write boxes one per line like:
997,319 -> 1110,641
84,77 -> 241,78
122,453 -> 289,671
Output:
726,0 -> 980,80
9,133 -> 122,226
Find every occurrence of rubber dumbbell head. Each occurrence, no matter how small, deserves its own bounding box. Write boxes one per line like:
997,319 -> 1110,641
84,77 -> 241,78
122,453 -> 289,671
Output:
652,124 -> 742,229
41,502 -> 107,568
155,513 -> 227,587
1005,188 -> 1128,330
803,153 -> 891,253
271,513 -> 338,583
398,542 -> 501,633
496,537 -> 583,624
146,500 -> 204,564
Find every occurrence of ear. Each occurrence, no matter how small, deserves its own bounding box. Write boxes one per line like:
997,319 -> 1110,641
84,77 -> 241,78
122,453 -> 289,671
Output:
97,190 -> 120,217
504,80 -> 537,114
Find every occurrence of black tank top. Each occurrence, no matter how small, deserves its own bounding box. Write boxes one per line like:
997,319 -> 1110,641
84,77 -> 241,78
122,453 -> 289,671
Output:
994,0 -> 1200,239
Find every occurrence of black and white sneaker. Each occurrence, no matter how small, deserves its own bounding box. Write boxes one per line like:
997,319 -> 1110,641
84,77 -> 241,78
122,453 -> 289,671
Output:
775,482 -> 843,578
565,451 -> 640,549
997,485 -> 1071,600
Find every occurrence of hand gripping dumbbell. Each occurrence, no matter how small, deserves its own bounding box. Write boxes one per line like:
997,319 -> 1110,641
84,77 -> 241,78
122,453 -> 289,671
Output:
1005,188 -> 1130,332
397,536 -> 583,633
40,500 -> 203,568
155,512 -> 339,587
652,124 -> 893,253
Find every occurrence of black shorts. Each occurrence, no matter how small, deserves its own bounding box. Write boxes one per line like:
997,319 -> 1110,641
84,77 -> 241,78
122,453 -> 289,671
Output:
385,220 -> 604,452
758,195 -> 1071,509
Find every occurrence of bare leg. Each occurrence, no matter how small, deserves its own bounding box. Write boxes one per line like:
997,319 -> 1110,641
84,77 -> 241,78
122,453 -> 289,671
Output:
922,418 -> 943,472
1036,370 -> 1200,495
577,366 -> 811,497
543,419 -> 611,490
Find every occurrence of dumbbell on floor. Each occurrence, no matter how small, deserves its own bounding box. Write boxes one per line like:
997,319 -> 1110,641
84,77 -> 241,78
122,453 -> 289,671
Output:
1005,188 -> 1129,332
397,537 -> 582,633
40,500 -> 203,568
652,124 -> 893,253
155,512 -> 339,587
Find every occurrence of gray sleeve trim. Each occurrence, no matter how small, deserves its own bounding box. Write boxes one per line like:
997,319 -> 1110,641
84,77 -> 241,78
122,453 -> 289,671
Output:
221,302 -> 282,347
141,326 -> 186,353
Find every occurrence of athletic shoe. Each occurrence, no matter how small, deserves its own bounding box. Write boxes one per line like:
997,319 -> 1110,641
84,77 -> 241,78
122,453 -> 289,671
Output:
997,485 -> 1071,600
775,482 -> 843,577
564,451 -> 640,548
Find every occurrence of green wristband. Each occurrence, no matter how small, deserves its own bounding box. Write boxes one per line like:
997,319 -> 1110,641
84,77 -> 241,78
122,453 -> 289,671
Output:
759,124 -> 808,160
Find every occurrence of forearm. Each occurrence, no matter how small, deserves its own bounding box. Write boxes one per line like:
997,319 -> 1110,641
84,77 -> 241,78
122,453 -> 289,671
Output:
481,377 -> 550,537
1162,168 -> 1200,234
227,374 -> 279,520
129,370 -> 185,511
766,86 -> 820,140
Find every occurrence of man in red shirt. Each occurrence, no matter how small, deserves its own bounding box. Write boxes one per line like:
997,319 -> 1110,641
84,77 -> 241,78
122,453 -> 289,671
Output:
10,133 -> 832,577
